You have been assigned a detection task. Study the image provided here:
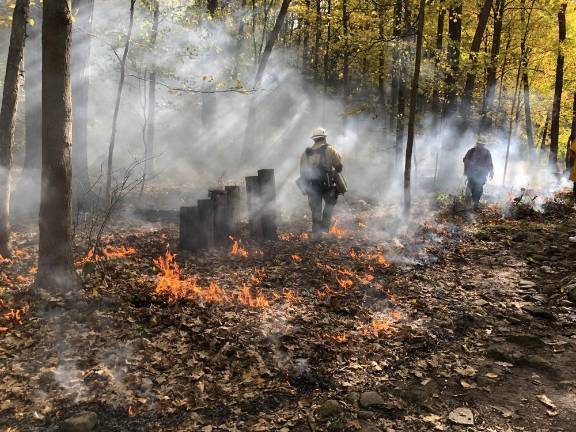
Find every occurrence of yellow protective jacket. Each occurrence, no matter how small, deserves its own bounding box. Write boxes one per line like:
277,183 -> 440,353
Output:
300,142 -> 343,180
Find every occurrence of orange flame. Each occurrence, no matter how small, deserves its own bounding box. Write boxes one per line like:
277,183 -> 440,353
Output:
3,305 -> 29,325
329,220 -> 347,237
291,255 -> 302,262
77,245 -> 136,266
128,406 -> 135,417
325,333 -> 348,343
336,277 -> 354,290
364,318 -> 395,337
154,248 -> 269,308
229,236 -> 249,258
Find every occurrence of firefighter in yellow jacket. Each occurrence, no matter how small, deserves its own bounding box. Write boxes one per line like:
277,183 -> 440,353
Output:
300,128 -> 343,234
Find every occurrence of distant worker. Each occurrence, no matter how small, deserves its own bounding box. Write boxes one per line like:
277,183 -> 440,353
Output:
463,137 -> 494,210
298,128 -> 344,235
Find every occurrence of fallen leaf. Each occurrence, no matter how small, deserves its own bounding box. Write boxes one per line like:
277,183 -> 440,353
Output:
536,394 -> 556,410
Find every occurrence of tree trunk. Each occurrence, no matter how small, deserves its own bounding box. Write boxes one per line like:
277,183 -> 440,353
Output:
208,0 -> 218,17
313,0 -> 321,81
444,2 -> 462,118
460,0 -> 493,121
71,0 -> 95,205
241,0 -> 292,162
523,70 -> 535,158
36,0 -> 79,292
431,4 -> 445,125
323,0 -> 332,93
540,111 -> 550,161
105,0 -> 136,204
232,0 -> 247,80
143,0 -> 159,187
23,3 -> 42,170
342,0 -> 350,99
301,0 -> 310,74
404,0 -> 426,215
549,3 -> 567,168
481,0 -> 504,131
565,92 -> 576,169
0,0 -> 29,258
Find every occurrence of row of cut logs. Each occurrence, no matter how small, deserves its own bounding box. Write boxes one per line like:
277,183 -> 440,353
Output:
180,169 -> 277,251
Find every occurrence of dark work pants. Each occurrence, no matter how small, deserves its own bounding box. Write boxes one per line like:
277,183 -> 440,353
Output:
467,177 -> 485,205
308,187 -> 338,232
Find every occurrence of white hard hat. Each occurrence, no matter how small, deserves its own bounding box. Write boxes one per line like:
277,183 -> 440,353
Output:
311,127 -> 327,140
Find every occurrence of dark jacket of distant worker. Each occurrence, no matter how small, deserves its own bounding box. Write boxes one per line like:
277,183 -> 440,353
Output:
463,137 -> 494,209
300,128 -> 343,233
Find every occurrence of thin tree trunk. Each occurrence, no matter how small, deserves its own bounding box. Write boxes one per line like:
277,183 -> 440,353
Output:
444,2 -> 462,118
208,0 -> 218,17
481,0 -> 504,131
460,0 -> 493,121
565,92 -> 576,169
71,0 -> 95,205
105,0 -> 136,204
404,0 -> 426,215
323,0 -> 332,93
241,0 -> 292,162
36,0 -> 79,292
523,71 -> 535,158
232,0 -> 248,80
431,4 -> 445,125
143,0 -> 159,188
313,0 -> 321,81
503,56 -> 523,185
23,3 -> 42,170
0,0 -> 29,258
342,0 -> 350,99
549,2 -> 567,168
301,0 -> 310,74
540,111 -> 550,162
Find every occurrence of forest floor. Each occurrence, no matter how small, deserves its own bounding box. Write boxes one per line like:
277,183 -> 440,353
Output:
2,189 -> 576,431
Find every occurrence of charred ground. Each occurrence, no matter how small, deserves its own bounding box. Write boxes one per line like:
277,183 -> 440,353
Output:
1,193 -> 576,431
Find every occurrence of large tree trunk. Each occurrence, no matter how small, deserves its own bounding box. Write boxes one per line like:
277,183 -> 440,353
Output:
404,0 -> 426,215
232,0 -> 247,80
481,0 -> 504,132
549,3 -> 567,168
71,0 -> 95,206
0,0 -> 29,258
460,0 -> 493,121
23,3 -> 42,170
105,0 -> 136,204
36,0 -> 79,292
143,0 -> 159,187
444,2 -> 462,118
241,0 -> 292,163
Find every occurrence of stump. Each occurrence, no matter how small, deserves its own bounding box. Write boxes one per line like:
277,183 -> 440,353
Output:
225,185 -> 241,239
179,206 -> 198,250
245,176 -> 263,241
210,189 -> 228,246
258,169 -> 277,240
197,199 -> 215,249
